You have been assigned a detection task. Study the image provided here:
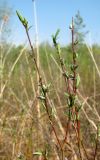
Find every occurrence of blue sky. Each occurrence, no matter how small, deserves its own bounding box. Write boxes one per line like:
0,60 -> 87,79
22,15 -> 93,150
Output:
2,0 -> 100,45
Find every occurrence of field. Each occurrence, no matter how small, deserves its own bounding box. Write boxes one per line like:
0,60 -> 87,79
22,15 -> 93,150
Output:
0,1 -> 100,160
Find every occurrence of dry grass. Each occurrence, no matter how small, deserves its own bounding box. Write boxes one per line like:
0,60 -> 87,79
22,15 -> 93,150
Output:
0,3 -> 100,160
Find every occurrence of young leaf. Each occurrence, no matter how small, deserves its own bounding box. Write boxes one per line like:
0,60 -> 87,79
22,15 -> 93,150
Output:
67,94 -> 75,107
33,152 -> 43,156
51,107 -> 56,119
76,74 -> 80,87
55,29 -> 60,39
28,25 -> 32,31
69,74 -> 75,80
52,29 -> 60,46
52,35 -> 57,46
70,64 -> 78,71
42,83 -> 51,93
64,92 -> 69,97
63,72 -> 69,78
98,125 -> 100,137
69,24 -> 72,30
74,40 -> 78,45
16,11 -> 24,23
76,102 -> 83,112
16,10 -> 28,29
38,96 -> 45,100
75,52 -> 79,58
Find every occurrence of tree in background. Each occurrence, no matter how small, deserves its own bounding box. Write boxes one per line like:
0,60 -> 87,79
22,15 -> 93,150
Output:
74,10 -> 89,44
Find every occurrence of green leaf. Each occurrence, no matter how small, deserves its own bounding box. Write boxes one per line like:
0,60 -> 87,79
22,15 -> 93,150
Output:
97,125 -> 100,137
63,72 -> 69,78
75,52 -> 79,58
42,83 -> 51,93
33,152 -> 43,156
70,64 -> 78,71
51,107 -> 56,118
76,102 -> 83,112
69,74 -> 74,80
67,94 -> 75,107
52,29 -> 60,46
74,40 -> 78,45
38,96 -> 45,100
55,29 -> 60,39
52,35 -> 57,46
16,10 -> 28,29
28,25 -> 32,31
57,43 -> 61,54
69,24 -> 72,30
76,74 -> 80,87
42,84 -> 48,92
64,92 -> 69,97
16,11 -> 24,23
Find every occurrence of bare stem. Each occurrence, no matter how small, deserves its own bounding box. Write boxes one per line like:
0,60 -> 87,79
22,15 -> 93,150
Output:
71,17 -> 83,160
94,126 -> 99,160
81,140 -> 90,160
25,28 -> 63,159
